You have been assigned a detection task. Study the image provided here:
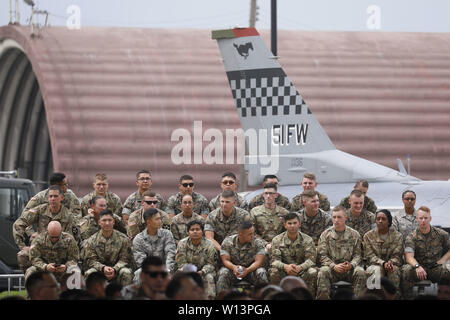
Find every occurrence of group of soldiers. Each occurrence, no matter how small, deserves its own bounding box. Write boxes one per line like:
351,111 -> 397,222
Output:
12,170 -> 450,300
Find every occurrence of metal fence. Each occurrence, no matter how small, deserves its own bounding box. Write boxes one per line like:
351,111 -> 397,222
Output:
0,274 -> 25,295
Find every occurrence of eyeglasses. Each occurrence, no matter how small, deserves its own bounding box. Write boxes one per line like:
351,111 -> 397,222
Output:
143,270 -> 168,278
403,198 -> 416,201
138,177 -> 151,181
182,183 -> 194,188
143,200 -> 158,205
222,180 -> 235,185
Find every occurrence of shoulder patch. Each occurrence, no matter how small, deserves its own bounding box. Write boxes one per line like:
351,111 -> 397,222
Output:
29,209 -> 37,214
128,220 -> 136,226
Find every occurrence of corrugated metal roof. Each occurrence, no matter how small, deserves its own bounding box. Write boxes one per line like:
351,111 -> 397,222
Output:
1,25 -> 450,201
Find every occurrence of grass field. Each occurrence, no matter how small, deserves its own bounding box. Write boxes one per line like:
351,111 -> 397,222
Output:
0,290 -> 27,299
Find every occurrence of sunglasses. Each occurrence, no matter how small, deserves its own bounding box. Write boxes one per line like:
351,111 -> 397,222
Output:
403,198 -> 416,201
143,200 -> 158,205
143,270 -> 168,278
222,180 -> 235,185
182,183 -> 194,188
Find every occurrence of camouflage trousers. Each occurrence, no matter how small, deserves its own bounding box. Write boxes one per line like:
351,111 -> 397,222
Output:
17,248 -> 32,273
216,266 -> 268,296
401,264 -> 450,300
85,267 -> 133,287
202,271 -> 217,300
366,265 -> 401,291
25,265 -> 82,282
316,266 -> 367,299
269,267 -> 318,297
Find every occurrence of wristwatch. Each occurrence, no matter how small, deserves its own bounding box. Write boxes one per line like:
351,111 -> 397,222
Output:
414,264 -> 420,269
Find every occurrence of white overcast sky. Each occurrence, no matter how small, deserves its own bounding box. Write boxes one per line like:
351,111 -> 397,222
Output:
1,0 -> 450,32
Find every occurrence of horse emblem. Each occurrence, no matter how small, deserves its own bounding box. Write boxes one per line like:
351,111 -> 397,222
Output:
233,42 -> 254,59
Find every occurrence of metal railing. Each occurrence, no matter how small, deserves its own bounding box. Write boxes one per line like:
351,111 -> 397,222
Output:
0,274 -> 25,296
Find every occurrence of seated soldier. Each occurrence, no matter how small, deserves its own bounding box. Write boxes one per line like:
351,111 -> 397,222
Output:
84,210 -> 134,286
127,190 -> 171,240
175,220 -> 218,299
392,190 -> 419,242
346,189 -> 376,238
316,206 -> 367,299
26,221 -> 79,281
401,206 -> 450,300
269,212 -> 318,296
248,175 -> 291,211
171,194 -> 203,245
216,221 -> 268,295
339,180 -> 377,214
363,209 -> 403,295
291,173 -> 330,212
209,172 -> 248,212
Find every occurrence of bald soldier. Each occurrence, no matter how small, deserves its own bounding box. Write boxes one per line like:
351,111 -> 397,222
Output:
26,221 -> 79,280
13,186 -> 78,273
291,173 -> 330,212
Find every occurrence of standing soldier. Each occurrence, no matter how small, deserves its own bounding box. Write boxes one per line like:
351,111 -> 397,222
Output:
165,174 -> 209,220
26,221 -> 79,280
401,206 -> 450,299
270,212 -> 318,295
122,170 -> 165,224
339,180 -> 377,214
295,190 -> 333,246
80,173 -> 123,218
84,210 -> 134,286
171,194 -> 203,245
346,189 -> 375,238
209,172 -> 248,212
216,221 -> 268,295
291,173 -> 330,212
363,209 -> 403,296
13,186 -> 78,273
175,220 -> 218,299
248,175 -> 291,211
316,206 -> 367,299
392,190 -> 419,242
127,191 -> 171,240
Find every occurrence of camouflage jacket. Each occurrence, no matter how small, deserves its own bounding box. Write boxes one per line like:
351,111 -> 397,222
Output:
220,234 -> 266,268
345,209 -> 375,238
295,208 -> 333,246
80,190 -> 123,217
392,209 -> 418,242
165,192 -> 209,215
78,214 -> 127,242
204,207 -> 250,245
209,193 -> 248,212
29,231 -> 79,271
13,204 -> 78,249
249,205 -> 289,245
363,228 -> 404,267
405,227 -> 450,268
84,230 -> 133,272
175,237 -> 218,274
318,226 -> 362,269
270,231 -> 317,272
291,191 -> 330,212
126,207 -> 171,240
170,212 -> 203,244
249,193 -> 291,211
24,188 -> 81,221
132,228 -> 176,272
339,195 -> 377,215
122,190 -> 165,216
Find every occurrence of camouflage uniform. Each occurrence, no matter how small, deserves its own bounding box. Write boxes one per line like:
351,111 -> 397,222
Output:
209,193 -> 248,212
270,231 -> 318,295
13,204 -> 78,273
204,207 -> 250,245
80,190 -> 123,217
295,208 -> 333,246
122,190 -> 165,216
291,191 -> 330,212
339,195 -> 377,215
248,193 -> 291,211
175,237 -> 218,299
132,228 -> 176,273
127,207 -> 171,240
316,226 -> 367,299
217,234 -> 268,294
165,192 -> 209,216
26,231 -> 79,280
84,230 -> 133,286
346,209 -> 375,238
363,228 -> 404,290
401,227 -> 450,300
249,205 -> 289,246
170,212 -> 203,245
392,209 -> 418,242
